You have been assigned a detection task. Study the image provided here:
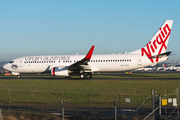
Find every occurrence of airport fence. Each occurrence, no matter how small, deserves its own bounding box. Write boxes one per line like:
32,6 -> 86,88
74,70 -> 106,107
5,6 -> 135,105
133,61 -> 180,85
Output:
0,87 -> 179,120
0,87 -> 152,107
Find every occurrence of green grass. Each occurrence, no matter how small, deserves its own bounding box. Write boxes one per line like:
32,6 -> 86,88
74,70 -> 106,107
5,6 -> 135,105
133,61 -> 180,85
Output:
0,72 -> 180,107
128,72 -> 180,78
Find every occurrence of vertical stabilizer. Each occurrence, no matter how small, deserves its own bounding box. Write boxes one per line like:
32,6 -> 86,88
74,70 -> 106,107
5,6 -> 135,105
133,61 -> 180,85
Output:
130,20 -> 173,63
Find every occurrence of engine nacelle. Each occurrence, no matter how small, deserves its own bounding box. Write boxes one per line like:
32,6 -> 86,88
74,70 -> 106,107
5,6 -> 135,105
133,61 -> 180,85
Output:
51,67 -> 69,76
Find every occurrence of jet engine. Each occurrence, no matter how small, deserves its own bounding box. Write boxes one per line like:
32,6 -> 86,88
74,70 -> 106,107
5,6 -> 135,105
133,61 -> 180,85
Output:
51,67 -> 69,76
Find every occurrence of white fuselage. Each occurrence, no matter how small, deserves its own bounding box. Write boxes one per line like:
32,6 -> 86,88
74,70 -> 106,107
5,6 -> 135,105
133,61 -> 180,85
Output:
3,53 -> 168,74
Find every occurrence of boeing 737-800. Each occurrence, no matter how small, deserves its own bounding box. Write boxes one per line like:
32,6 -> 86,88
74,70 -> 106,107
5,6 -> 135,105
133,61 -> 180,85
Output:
3,20 -> 173,79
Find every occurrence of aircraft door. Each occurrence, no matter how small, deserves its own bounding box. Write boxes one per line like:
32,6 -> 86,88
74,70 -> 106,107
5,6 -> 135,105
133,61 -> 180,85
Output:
19,60 -> 23,67
137,57 -> 142,65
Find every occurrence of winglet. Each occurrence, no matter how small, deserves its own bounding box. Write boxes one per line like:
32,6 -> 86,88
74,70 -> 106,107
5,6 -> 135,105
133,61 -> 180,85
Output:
84,45 -> 95,60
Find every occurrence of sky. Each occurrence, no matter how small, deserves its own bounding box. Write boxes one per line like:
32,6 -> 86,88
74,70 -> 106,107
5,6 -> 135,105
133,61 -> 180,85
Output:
0,0 -> 180,63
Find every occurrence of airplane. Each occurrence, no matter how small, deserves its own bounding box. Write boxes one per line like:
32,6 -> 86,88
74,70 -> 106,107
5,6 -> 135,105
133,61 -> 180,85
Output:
3,20 -> 173,79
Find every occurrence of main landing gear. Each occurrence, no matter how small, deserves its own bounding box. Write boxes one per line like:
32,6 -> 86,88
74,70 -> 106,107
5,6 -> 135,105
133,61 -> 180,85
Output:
80,73 -> 92,79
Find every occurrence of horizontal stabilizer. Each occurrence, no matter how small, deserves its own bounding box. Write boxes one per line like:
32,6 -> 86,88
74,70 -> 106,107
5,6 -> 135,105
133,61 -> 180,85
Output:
149,51 -> 172,59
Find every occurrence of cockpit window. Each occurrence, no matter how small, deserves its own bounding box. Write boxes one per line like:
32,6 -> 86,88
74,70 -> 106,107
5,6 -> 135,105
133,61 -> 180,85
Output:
9,61 -> 14,63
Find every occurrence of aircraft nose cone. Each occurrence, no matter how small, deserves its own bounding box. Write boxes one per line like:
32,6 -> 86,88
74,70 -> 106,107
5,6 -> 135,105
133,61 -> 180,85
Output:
3,64 -> 8,70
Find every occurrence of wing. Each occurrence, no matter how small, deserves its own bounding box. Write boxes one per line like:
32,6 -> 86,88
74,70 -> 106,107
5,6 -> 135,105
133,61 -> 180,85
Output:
68,45 -> 95,71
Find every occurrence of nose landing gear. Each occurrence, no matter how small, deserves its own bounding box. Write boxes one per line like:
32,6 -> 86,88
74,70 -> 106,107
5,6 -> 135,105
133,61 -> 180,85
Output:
17,75 -> 22,79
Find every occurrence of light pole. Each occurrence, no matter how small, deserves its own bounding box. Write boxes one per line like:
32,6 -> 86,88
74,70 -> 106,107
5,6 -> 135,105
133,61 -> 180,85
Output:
113,99 -> 119,120
61,100 -> 65,120
116,89 -> 123,119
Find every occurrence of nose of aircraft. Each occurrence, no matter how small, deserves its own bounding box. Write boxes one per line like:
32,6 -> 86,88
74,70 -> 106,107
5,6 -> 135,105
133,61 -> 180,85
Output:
3,64 -> 8,70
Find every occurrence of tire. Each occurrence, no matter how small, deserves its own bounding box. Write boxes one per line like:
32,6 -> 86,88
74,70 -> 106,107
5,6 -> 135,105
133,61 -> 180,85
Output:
86,73 -> 92,79
17,75 -> 21,79
80,74 -> 85,79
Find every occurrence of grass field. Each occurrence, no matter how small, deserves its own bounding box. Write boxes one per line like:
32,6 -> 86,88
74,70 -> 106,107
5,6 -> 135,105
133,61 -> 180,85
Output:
0,72 -> 180,107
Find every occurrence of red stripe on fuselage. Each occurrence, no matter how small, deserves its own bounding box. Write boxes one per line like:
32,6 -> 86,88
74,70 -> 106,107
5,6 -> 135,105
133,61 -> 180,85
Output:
52,67 -> 55,76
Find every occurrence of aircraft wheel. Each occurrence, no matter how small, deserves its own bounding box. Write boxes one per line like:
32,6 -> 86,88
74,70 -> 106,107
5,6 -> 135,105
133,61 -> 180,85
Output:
17,75 -> 21,79
80,73 -> 85,79
86,73 -> 92,79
